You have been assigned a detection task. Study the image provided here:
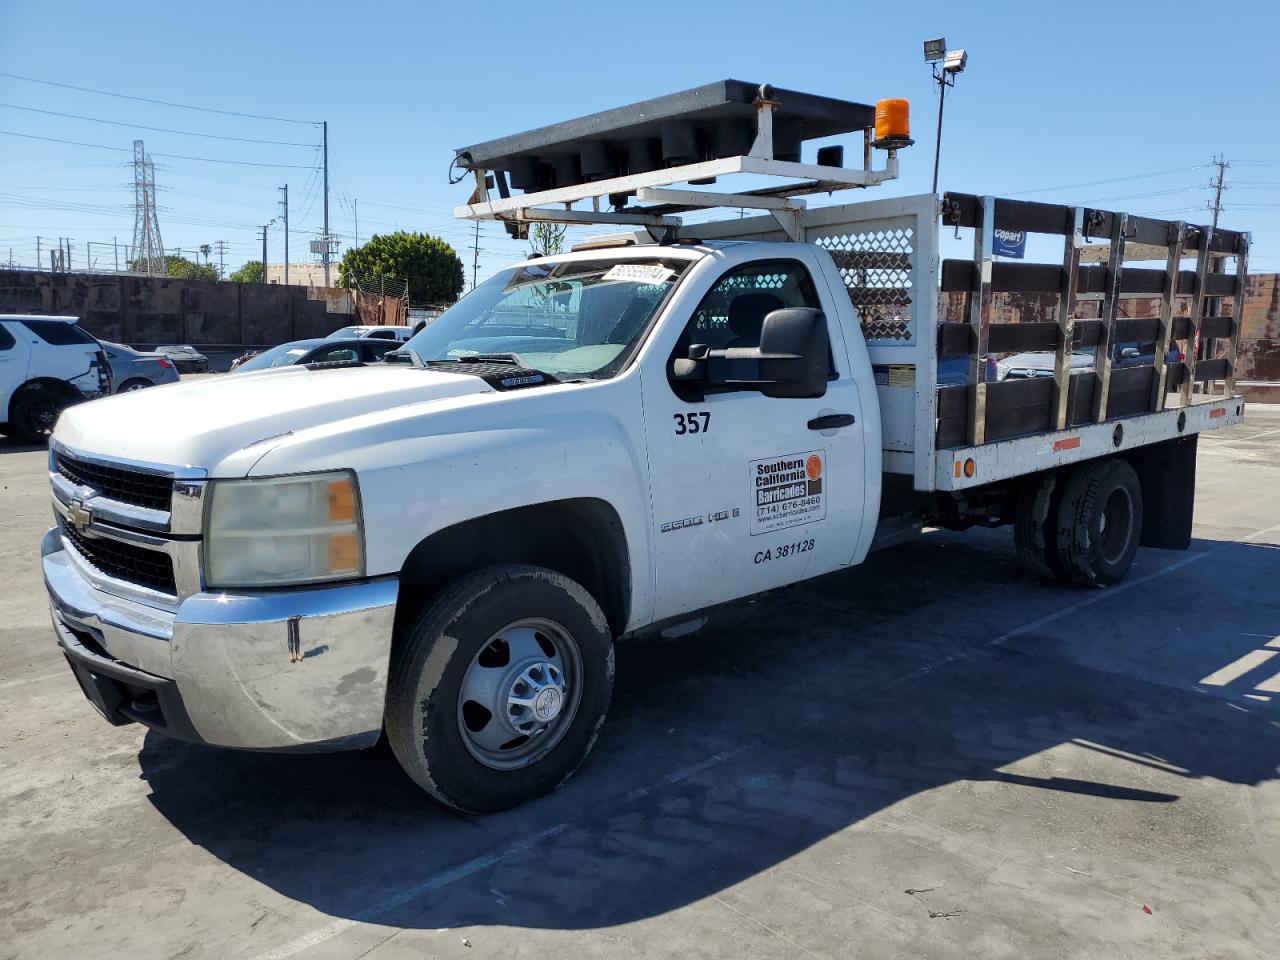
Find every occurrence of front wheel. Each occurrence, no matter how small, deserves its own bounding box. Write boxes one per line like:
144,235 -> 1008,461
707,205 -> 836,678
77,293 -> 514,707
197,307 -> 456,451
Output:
118,378 -> 152,393
385,564 -> 614,813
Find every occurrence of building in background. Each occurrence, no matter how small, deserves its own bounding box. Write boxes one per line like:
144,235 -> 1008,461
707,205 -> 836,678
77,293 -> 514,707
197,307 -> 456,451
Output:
264,263 -> 334,287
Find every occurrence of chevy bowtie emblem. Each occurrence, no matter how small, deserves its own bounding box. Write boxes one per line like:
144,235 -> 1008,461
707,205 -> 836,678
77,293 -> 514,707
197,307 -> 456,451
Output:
66,499 -> 93,532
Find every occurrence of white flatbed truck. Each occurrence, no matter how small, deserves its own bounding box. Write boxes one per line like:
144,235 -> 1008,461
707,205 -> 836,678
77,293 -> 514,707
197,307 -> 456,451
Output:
42,81 -> 1249,812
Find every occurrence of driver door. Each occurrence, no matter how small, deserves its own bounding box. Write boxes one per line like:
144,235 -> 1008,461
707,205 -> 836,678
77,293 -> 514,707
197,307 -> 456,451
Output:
641,254 -> 868,623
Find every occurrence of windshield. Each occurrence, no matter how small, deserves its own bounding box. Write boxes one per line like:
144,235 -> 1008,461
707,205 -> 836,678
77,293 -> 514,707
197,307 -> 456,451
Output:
236,343 -> 311,372
401,256 -> 689,380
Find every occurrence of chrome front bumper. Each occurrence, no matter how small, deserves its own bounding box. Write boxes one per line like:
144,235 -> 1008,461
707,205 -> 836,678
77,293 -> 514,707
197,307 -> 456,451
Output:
42,529 -> 399,751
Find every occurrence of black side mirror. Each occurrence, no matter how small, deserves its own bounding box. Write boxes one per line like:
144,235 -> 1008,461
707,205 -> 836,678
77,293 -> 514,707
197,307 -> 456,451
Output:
754,307 -> 829,398
671,308 -> 830,399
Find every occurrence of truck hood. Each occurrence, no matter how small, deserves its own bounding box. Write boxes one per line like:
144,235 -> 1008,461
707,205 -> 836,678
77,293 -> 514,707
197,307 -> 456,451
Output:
54,364 -> 493,474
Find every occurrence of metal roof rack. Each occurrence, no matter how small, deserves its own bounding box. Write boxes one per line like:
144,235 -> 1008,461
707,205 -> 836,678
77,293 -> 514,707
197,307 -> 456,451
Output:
452,81 -> 908,241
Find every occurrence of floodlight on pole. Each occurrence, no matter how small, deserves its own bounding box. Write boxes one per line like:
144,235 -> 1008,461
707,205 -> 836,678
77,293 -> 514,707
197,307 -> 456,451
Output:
927,38 -> 968,195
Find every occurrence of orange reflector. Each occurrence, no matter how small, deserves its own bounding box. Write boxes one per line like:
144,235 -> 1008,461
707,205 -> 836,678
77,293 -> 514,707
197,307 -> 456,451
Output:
328,479 -> 355,523
1209,407 -> 1226,419
874,99 -> 910,144
1052,436 -> 1082,453
328,532 -> 359,573
963,458 -> 976,478
954,460 -> 962,478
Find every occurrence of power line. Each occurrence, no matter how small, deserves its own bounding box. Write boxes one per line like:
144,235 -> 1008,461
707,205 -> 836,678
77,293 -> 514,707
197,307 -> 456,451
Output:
0,71 -> 320,126
1074,185 -> 1205,204
0,129 -> 319,168
1003,164 -> 1203,197
0,103 -> 316,146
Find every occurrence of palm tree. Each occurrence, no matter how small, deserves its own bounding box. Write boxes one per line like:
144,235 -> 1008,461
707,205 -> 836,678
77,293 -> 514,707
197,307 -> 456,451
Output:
199,244 -> 212,265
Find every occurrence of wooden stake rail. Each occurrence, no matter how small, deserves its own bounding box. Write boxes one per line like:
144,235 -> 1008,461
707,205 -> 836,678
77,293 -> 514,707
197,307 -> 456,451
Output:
937,192 -> 1249,449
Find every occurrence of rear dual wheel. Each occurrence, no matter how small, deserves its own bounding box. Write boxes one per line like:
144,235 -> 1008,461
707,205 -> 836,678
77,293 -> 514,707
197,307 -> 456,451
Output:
1017,458 -> 1143,587
385,565 -> 614,814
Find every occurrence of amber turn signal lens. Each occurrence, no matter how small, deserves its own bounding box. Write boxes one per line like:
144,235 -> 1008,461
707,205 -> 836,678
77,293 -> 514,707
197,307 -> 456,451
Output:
328,479 -> 356,523
874,99 -> 910,143
328,532 -> 360,574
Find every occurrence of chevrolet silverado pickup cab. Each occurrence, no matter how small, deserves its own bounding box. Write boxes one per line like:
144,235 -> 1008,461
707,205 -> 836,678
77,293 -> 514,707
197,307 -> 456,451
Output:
41,82 -> 1251,813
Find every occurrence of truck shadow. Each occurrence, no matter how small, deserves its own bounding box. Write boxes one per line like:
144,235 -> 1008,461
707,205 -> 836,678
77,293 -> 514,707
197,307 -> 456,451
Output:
137,530 -> 1280,934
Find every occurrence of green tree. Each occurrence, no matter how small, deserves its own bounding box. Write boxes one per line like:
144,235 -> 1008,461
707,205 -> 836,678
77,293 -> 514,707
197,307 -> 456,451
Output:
164,255 -> 219,281
529,222 -> 566,258
229,260 -> 264,283
339,231 -> 464,306
129,254 -> 219,281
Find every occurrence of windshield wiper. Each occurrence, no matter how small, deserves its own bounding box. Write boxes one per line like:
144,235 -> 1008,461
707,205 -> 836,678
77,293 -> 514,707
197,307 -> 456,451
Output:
385,348 -> 426,367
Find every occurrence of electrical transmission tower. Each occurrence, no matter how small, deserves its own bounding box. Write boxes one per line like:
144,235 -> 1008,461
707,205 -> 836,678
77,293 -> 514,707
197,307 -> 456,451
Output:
130,140 -> 165,275
214,240 -> 228,279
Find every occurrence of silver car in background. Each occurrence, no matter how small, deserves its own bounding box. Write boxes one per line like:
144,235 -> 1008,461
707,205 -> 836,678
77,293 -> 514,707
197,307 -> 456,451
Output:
100,341 -> 181,393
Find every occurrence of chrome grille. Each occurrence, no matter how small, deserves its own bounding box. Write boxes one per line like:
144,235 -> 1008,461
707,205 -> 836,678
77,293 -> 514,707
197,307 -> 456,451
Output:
62,523 -> 177,596
55,452 -> 172,511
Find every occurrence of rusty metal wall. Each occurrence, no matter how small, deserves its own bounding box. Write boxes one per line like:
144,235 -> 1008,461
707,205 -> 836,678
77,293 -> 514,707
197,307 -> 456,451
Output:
0,271 -> 403,348
1239,274 -> 1280,381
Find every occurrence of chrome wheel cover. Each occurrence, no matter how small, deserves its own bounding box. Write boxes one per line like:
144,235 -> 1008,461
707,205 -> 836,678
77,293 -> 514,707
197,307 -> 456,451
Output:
457,617 -> 582,770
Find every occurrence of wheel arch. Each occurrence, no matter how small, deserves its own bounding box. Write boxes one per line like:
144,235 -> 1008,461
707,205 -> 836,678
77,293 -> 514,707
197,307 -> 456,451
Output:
394,497 -> 632,642
8,377 -> 81,420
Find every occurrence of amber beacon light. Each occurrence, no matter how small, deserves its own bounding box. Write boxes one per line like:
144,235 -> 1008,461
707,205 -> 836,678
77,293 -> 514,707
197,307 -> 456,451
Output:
873,99 -> 913,150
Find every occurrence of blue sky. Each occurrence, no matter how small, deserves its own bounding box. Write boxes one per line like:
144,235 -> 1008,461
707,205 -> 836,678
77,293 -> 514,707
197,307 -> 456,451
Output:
1,0 -> 1277,283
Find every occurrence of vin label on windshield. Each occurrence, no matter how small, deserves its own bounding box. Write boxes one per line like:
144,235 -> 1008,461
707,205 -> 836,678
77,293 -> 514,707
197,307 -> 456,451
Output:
750,450 -> 825,536
602,263 -> 673,284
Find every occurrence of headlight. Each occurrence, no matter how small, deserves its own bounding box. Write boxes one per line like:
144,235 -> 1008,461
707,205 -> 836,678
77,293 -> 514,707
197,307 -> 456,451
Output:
204,470 -> 364,588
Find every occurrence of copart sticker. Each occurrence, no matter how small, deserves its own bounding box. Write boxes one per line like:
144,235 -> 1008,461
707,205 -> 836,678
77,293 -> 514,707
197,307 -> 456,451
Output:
750,450 -> 825,535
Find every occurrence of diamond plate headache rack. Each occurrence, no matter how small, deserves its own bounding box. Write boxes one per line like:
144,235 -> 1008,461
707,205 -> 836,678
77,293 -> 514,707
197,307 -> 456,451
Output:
451,80 -> 906,237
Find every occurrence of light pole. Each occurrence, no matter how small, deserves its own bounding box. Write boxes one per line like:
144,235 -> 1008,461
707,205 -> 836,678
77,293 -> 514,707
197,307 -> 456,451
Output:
924,38 -> 968,195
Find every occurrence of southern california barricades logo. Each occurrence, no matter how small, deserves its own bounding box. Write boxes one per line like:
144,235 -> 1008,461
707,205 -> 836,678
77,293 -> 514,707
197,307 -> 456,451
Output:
750,449 -> 827,535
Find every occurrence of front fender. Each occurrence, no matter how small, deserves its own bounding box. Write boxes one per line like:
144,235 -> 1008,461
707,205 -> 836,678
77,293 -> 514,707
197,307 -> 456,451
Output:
247,377 -> 654,629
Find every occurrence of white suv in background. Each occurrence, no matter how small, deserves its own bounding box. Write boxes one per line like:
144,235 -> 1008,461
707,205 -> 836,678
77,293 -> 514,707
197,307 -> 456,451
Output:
0,315 -> 111,443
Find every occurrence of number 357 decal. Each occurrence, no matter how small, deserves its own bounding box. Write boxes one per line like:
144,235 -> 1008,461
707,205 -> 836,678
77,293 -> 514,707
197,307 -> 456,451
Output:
673,411 -> 710,435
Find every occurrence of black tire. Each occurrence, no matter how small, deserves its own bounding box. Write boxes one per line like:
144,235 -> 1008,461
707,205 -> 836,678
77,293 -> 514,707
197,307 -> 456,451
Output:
10,384 -> 71,444
118,378 -> 152,393
1053,458 -> 1144,587
1014,473 -> 1063,582
385,564 -> 614,813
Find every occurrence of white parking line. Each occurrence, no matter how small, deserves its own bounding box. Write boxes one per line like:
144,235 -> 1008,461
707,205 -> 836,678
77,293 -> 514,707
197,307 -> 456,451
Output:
1202,426 -> 1280,445
248,745 -> 750,960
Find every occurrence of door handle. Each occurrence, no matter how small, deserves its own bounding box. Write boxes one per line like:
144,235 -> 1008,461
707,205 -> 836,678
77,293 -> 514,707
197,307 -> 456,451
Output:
808,413 -> 856,430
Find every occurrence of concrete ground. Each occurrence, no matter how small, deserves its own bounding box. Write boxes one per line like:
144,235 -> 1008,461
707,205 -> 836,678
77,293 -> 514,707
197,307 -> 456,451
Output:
2,410 -> 1279,960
